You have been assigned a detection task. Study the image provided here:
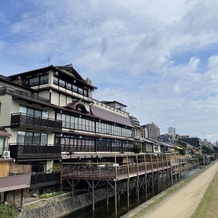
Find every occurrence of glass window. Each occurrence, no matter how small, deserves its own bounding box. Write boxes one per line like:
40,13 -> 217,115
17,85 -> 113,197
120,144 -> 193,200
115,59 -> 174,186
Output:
72,85 -> 77,92
53,76 -> 58,85
57,113 -> 62,121
29,77 -> 39,86
78,88 -> 83,95
19,106 -> 27,114
27,108 -> 34,116
41,133 -> 48,145
84,89 -> 88,96
33,133 -> 40,144
0,138 -> 5,155
17,131 -> 25,144
40,75 -> 48,84
70,116 -> 75,129
66,83 -> 71,90
42,111 -> 49,118
34,109 -> 41,117
25,132 -> 33,144
59,79 -> 65,87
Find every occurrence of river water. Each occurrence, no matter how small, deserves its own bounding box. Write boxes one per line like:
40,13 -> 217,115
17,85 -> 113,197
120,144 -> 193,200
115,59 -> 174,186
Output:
62,167 -> 201,218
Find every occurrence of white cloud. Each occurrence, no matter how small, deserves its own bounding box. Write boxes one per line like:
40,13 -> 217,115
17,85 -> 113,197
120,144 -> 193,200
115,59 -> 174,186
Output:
1,0 -> 218,141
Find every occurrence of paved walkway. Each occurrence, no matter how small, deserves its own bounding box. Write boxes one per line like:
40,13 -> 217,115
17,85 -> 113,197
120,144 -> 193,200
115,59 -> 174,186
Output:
122,161 -> 218,218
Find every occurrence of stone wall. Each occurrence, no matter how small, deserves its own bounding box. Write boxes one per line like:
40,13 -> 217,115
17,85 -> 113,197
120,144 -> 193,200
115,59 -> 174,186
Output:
16,188 -> 114,218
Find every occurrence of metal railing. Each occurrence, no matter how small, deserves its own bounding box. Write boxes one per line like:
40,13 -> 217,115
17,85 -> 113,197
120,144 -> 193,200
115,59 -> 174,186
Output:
11,113 -> 62,130
9,144 -> 61,159
0,86 -> 50,102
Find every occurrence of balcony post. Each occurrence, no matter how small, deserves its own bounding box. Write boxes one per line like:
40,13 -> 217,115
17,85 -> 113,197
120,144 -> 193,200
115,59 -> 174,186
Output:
20,189 -> 24,209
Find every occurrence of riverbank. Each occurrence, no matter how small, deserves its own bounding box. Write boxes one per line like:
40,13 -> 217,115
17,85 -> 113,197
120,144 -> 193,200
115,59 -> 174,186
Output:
121,161 -> 218,218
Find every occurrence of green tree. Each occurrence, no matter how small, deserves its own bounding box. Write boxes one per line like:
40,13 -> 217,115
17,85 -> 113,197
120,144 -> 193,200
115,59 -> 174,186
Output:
133,143 -> 142,153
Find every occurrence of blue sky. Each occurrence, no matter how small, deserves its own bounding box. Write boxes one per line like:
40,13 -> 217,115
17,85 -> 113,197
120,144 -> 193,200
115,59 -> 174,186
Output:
1,0 -> 218,142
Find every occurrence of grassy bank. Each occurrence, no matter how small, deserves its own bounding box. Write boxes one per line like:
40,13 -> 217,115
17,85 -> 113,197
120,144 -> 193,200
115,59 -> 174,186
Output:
0,204 -> 18,218
192,171 -> 218,218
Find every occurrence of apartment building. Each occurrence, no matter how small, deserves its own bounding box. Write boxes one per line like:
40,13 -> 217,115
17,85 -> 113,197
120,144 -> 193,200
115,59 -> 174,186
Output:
141,122 -> 160,140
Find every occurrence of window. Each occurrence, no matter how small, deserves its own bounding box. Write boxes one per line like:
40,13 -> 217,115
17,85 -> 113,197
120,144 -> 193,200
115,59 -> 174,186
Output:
78,88 -> 83,95
33,133 -> 40,144
84,89 -> 88,97
42,111 -> 49,118
19,105 -> 49,118
19,105 -> 27,114
41,133 -> 48,145
0,138 -> 5,156
32,162 -> 45,173
29,77 -> 39,86
17,131 -> 25,144
25,132 -> 33,144
53,76 -> 58,85
17,131 -> 48,145
59,79 -> 65,88
34,109 -> 41,117
27,108 -> 34,116
66,83 -> 71,90
40,74 -> 48,84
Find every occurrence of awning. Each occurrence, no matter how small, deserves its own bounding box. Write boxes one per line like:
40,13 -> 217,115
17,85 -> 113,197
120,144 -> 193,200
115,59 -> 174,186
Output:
142,138 -> 154,144
0,129 -> 10,138
91,105 -> 133,127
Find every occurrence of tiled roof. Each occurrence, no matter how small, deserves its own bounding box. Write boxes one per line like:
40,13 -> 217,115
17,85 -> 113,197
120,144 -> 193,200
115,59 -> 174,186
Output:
91,105 -> 133,127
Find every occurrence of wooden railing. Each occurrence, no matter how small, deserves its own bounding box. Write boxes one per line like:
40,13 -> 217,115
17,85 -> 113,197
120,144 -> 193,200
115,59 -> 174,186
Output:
31,172 -> 60,188
62,160 -> 171,180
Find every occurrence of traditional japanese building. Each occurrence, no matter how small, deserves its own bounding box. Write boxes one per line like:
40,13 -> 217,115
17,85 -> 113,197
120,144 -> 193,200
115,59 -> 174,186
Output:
0,64 -> 139,196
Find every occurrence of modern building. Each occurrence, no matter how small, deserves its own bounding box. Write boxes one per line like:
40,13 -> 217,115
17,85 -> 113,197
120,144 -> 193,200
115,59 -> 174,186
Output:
168,127 -> 176,139
141,122 -> 160,140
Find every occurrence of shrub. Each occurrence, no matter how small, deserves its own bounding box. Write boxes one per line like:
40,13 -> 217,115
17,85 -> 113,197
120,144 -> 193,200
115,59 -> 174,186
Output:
179,148 -> 186,155
133,143 -> 142,153
0,204 -> 18,218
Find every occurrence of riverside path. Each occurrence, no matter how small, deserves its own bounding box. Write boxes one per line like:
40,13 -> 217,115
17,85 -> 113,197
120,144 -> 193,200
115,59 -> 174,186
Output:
122,161 -> 218,218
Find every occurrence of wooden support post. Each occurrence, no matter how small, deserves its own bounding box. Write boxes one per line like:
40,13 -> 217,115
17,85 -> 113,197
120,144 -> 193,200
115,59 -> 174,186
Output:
157,154 -> 160,193
151,154 -> 154,196
92,180 -> 95,212
127,155 -> 130,210
136,155 -> 139,205
72,179 -> 74,196
20,189 -> 24,209
106,182 -> 109,206
144,154 -> 148,200
114,181 -> 118,217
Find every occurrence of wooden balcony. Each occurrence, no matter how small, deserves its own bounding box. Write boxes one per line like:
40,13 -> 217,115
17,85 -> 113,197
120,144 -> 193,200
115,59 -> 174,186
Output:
0,86 -> 50,103
11,113 -> 62,132
0,164 -> 31,192
30,172 -> 60,188
61,144 -> 133,153
62,161 -> 171,181
9,144 -> 61,160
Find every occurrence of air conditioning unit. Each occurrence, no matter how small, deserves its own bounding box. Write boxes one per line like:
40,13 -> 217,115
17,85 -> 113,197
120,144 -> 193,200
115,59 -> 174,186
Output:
2,151 -> 10,159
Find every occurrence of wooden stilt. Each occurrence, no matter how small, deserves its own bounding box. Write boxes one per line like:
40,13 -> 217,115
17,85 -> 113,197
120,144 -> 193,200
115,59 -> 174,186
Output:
20,189 -> 24,209
114,181 -> 117,217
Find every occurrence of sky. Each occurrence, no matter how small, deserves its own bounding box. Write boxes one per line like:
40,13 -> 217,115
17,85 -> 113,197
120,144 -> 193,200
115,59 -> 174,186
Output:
1,0 -> 218,142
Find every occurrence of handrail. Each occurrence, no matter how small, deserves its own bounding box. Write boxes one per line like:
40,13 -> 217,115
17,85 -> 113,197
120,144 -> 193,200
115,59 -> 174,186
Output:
0,86 -> 50,102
